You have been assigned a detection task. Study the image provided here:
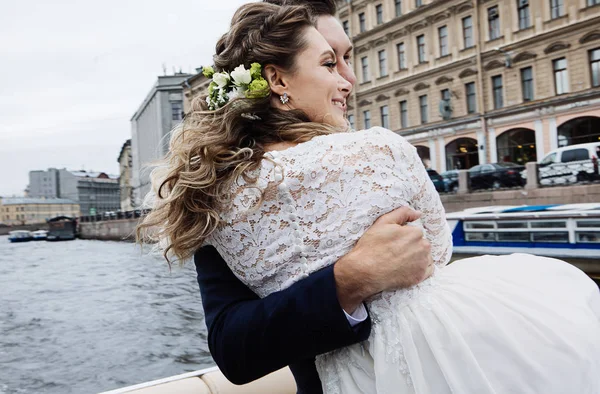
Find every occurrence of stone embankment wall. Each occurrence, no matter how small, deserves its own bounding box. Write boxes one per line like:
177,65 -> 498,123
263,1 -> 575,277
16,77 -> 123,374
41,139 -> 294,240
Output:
441,183 -> 600,213
79,219 -> 139,241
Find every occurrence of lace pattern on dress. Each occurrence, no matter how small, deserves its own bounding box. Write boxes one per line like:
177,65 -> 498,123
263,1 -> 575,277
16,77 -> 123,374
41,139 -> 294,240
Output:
205,127 -> 453,393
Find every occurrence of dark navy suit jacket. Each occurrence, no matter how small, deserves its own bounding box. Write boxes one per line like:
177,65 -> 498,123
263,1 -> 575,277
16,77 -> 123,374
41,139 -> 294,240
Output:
194,245 -> 371,393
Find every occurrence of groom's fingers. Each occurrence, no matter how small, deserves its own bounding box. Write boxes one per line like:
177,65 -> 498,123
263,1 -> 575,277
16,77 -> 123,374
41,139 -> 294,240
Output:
378,206 -> 422,226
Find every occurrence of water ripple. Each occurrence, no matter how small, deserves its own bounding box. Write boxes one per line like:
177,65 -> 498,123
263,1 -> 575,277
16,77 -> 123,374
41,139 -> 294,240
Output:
0,236 -> 212,394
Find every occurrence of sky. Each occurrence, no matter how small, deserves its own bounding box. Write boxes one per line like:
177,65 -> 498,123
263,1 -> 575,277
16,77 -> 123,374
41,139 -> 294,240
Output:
0,0 -> 251,196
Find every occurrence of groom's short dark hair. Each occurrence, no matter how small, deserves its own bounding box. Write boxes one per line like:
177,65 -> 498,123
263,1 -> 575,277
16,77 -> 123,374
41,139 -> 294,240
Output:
263,0 -> 337,16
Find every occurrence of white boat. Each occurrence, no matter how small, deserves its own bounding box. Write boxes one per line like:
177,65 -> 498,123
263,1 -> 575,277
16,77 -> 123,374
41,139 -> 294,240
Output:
447,203 -> 600,260
8,230 -> 33,243
31,230 -> 48,241
98,366 -> 295,394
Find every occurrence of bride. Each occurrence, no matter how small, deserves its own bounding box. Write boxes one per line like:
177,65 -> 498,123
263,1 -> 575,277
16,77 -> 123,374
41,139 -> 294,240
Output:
138,2 -> 600,393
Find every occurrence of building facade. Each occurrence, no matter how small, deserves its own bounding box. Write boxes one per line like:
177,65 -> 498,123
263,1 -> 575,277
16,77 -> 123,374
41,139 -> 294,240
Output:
27,168 -> 121,215
0,197 -> 80,225
131,73 -> 191,206
182,69 -> 211,113
117,139 -> 134,212
28,168 -> 60,198
339,0 -> 600,173
58,170 -> 120,216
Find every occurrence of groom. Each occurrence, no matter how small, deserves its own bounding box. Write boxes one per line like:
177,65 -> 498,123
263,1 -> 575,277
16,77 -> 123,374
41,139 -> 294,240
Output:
194,1 -> 433,393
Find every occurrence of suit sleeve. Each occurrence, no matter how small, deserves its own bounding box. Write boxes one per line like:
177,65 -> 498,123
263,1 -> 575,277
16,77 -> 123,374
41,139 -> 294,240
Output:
195,245 -> 371,385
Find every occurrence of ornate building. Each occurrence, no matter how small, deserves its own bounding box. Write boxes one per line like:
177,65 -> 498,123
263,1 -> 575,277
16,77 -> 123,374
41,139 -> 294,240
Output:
339,0 -> 600,172
182,70 -> 211,114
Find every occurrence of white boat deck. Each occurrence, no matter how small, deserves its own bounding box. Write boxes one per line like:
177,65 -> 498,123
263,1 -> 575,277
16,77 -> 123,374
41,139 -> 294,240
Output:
98,367 -> 295,394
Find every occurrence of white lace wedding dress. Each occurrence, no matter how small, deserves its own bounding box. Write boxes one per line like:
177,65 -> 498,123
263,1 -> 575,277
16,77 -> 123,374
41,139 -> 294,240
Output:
207,127 -> 600,393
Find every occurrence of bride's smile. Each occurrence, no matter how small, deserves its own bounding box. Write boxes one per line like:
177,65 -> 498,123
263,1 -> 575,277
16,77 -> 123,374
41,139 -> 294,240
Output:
266,26 -> 352,128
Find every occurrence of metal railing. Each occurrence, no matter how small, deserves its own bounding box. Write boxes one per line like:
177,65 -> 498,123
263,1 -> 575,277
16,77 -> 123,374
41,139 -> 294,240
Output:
78,209 -> 150,223
536,158 -> 600,188
441,159 -> 600,194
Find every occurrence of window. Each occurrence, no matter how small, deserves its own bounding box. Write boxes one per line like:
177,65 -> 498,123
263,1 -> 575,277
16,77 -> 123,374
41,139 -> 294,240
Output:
378,50 -> 388,77
395,0 -> 402,16
415,0 -> 422,7
417,35 -> 426,63
463,16 -> 474,48
380,105 -> 389,128
553,57 -> 569,95
400,101 -> 408,128
363,110 -> 371,128
376,4 -> 383,25
562,148 -> 589,162
441,89 -> 451,102
440,89 -> 452,119
419,95 -> 428,124
588,0 -> 600,5
439,25 -> 448,57
361,57 -> 369,82
397,43 -> 406,69
521,67 -> 534,102
550,0 -> 564,19
590,48 -> 600,87
348,114 -> 355,129
171,102 -> 183,121
518,0 -> 531,30
343,20 -> 349,36
466,82 -> 476,113
468,165 -> 483,174
492,75 -> 503,109
359,13 -> 366,33
488,6 -> 500,40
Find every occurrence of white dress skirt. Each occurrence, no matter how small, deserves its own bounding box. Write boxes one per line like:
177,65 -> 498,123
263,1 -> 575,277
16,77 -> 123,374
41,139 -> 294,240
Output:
317,253 -> 600,394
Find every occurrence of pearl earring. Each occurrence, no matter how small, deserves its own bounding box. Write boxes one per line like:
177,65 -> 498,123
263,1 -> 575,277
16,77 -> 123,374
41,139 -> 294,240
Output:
280,93 -> 289,105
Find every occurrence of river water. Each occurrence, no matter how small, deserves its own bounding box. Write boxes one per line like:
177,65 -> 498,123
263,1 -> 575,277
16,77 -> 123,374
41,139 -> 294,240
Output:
1,237 -> 597,394
0,236 -> 213,394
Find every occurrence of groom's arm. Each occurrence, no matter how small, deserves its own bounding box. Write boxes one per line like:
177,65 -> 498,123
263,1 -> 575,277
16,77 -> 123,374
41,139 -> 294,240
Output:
195,245 -> 369,385
197,207 -> 433,385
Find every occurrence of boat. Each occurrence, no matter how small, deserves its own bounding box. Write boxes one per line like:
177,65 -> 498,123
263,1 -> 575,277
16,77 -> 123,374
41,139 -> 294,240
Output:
447,203 -> 600,260
46,216 -> 77,241
31,230 -> 48,241
8,230 -> 33,243
98,366 -> 295,394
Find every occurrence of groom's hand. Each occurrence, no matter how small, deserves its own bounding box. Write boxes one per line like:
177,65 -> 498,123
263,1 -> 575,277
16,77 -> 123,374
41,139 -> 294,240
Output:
334,207 -> 433,313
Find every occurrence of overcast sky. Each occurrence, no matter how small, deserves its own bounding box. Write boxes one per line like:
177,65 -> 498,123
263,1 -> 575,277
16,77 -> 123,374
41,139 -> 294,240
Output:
0,0 -> 252,196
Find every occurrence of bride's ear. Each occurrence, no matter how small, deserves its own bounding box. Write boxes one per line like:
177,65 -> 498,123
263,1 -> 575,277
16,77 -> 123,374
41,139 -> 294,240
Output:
263,64 -> 288,97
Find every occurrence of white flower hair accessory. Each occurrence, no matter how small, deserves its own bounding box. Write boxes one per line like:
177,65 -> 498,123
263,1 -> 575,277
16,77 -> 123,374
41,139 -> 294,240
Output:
202,63 -> 270,111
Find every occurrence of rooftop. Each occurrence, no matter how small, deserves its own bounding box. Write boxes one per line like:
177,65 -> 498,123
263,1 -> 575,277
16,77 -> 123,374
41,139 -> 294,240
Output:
69,171 -> 119,179
0,197 -> 78,205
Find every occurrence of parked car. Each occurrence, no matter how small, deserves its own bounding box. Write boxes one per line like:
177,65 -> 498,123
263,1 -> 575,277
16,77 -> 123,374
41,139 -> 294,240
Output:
468,162 -> 525,190
427,169 -> 445,192
441,170 -> 460,193
527,142 -> 600,185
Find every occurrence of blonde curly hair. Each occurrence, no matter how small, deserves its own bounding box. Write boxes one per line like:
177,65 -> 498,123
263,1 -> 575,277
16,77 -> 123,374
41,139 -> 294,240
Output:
136,2 -> 340,263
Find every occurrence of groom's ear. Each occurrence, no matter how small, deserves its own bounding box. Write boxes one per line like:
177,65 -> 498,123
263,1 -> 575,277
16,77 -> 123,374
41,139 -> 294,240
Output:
263,64 -> 288,97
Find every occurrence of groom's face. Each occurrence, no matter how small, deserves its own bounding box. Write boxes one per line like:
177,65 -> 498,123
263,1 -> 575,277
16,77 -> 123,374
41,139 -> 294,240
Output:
315,15 -> 356,90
